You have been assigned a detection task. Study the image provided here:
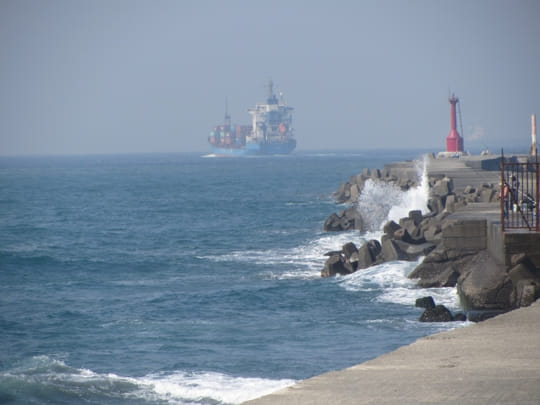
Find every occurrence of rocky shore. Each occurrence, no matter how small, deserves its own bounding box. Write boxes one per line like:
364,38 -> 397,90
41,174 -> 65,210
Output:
321,154 -> 540,322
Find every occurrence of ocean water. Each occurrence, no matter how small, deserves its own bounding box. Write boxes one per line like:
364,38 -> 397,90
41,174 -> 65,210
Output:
0,151 -> 464,404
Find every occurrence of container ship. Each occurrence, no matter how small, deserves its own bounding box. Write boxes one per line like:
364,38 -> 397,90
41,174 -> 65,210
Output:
208,80 -> 296,156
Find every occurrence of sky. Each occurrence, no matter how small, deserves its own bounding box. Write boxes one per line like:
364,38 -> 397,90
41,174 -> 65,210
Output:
1,0 -> 539,155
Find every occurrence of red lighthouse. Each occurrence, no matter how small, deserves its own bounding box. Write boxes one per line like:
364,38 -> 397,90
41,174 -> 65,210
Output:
446,94 -> 464,152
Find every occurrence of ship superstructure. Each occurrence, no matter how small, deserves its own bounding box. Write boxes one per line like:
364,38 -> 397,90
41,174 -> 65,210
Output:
208,80 -> 296,155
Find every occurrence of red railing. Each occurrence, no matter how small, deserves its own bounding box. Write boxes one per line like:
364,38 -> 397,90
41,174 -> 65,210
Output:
501,151 -> 539,232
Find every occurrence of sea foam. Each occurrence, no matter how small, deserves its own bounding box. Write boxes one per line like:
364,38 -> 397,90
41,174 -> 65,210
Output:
1,356 -> 295,405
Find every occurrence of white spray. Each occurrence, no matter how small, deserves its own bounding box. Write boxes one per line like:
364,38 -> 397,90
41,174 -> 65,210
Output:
357,157 -> 429,232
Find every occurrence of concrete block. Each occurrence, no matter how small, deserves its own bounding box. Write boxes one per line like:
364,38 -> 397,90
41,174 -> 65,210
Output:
504,233 -> 540,268
442,220 -> 486,238
444,236 -> 486,250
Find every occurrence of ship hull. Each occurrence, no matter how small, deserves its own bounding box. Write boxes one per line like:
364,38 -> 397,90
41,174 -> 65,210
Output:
211,139 -> 296,156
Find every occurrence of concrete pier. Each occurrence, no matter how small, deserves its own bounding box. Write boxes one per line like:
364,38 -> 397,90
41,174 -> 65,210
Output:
243,154 -> 540,405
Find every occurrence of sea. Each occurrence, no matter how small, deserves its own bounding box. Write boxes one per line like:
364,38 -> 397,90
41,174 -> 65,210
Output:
0,150 -> 466,404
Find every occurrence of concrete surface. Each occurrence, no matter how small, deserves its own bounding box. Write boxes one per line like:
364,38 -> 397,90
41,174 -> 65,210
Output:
243,300 -> 540,405
426,155 -> 501,194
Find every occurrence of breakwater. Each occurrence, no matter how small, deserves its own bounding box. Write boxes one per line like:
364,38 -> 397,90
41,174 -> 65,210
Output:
323,153 -> 540,318
242,152 -> 540,405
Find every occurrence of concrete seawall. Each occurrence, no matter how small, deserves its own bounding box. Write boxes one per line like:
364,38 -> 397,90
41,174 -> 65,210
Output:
243,154 -> 540,405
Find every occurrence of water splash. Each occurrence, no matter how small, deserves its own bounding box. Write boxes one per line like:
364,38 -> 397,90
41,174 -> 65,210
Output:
357,157 -> 429,231
387,157 -> 429,223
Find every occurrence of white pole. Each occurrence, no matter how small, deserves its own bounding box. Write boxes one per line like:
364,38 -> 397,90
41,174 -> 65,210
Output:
532,114 -> 537,156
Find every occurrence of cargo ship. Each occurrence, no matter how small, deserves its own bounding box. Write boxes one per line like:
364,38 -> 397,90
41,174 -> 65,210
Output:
208,80 -> 296,156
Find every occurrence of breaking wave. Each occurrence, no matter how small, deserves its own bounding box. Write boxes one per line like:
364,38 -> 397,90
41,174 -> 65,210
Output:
357,157 -> 429,231
337,257 -> 460,310
0,356 -> 295,405
203,230 -> 382,280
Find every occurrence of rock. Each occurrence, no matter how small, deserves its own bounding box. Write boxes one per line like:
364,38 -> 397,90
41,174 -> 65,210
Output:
457,250 -> 513,310
408,210 -> 423,226
354,239 -> 382,270
333,182 -> 351,204
428,196 -> 444,215
399,217 -> 418,235
321,254 -> 351,277
323,250 -> 342,256
343,258 -> 356,274
349,183 -> 360,203
381,239 -> 410,261
510,253 -> 538,269
419,305 -> 454,322
342,242 -> 358,260
445,194 -> 456,213
366,239 -> 382,259
415,296 -> 435,309
507,258 -> 540,308
453,312 -> 467,322
381,239 -> 435,262
323,206 -> 365,232
408,245 -> 474,288
355,244 -> 375,270
423,224 -> 442,242
514,281 -> 537,307
466,310 -> 506,323
343,206 -> 364,231
323,213 -> 342,232
431,177 -> 453,197
383,220 -> 401,236
321,240 -> 384,277
508,261 -> 540,284
349,173 -> 365,186
393,228 -> 415,244
404,242 -> 436,258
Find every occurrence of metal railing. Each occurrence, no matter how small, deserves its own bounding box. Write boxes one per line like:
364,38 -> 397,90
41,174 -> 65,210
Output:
501,151 -> 539,232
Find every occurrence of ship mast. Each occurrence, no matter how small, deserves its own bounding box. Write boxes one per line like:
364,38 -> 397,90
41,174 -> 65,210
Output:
266,78 -> 278,105
224,97 -> 231,127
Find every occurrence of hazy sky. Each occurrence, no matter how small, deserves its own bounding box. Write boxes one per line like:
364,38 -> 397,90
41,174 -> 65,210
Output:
1,0 -> 539,155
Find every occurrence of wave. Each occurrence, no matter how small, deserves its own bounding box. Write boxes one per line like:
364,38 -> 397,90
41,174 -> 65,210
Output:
337,258 -> 460,310
202,230 -> 382,280
0,356 -> 295,405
